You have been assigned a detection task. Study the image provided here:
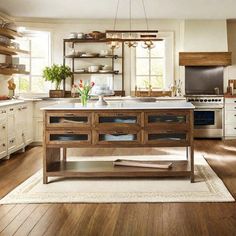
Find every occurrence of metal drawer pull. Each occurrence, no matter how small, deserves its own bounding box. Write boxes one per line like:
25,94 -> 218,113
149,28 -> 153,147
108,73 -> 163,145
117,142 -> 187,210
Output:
114,131 -> 125,134
1,110 -> 6,113
22,107 -> 27,110
66,131 -> 74,134
64,113 -> 76,116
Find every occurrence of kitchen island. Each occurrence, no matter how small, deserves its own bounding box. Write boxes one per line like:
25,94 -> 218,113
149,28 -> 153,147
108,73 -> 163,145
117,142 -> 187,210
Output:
42,101 -> 195,183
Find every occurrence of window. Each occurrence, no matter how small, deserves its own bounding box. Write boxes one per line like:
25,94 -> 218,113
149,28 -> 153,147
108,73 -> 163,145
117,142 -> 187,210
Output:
14,30 -> 51,94
136,41 -> 165,90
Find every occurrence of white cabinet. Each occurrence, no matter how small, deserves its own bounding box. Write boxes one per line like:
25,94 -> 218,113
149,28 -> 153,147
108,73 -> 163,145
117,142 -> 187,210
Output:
16,103 -> 33,148
0,101 -> 33,159
0,107 -> 7,159
224,98 -> 236,139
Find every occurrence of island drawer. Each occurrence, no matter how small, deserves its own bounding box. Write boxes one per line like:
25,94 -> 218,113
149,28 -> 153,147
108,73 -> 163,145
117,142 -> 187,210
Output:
46,130 -> 91,146
144,130 -> 189,146
94,112 -> 141,129
93,129 -> 142,146
144,111 -> 189,128
45,112 -> 91,128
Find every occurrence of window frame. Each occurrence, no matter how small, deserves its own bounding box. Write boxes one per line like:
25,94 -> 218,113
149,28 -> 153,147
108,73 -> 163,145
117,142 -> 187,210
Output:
134,31 -> 174,92
136,42 -> 165,90
15,30 -> 52,96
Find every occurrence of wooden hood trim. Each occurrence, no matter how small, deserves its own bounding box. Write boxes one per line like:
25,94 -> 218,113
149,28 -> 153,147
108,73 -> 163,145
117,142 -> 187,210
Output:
179,52 -> 232,66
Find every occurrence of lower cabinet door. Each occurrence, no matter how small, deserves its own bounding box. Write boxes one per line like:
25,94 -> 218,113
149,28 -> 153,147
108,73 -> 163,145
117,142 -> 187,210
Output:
8,137 -> 17,154
46,130 -> 91,146
0,139 -> 7,159
94,130 -> 141,146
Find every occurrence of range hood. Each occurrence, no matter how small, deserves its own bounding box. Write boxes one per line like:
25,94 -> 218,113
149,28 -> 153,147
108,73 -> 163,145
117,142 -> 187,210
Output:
179,52 -> 232,66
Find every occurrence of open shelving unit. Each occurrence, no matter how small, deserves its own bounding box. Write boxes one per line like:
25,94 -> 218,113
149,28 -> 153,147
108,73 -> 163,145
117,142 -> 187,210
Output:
0,28 -> 29,76
63,38 -> 125,96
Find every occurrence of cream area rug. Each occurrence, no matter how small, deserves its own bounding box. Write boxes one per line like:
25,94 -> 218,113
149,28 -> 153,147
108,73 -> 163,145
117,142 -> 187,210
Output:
0,154 -> 234,204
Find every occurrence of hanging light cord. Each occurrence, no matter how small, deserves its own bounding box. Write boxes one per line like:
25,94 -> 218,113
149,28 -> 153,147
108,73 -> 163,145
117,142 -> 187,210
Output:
113,0 -> 120,30
129,0 -> 132,32
142,0 -> 149,30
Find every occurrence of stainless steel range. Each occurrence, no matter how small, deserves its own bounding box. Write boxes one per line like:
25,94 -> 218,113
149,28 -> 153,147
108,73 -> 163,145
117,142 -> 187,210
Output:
186,95 -> 224,138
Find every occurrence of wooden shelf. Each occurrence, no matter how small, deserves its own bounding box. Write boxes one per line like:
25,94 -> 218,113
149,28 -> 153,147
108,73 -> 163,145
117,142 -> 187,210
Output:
0,68 -> 29,75
46,160 -> 191,178
64,39 -> 108,43
0,45 -> 30,56
0,28 -> 22,39
65,55 -> 122,59
73,71 -> 120,75
0,45 -> 17,55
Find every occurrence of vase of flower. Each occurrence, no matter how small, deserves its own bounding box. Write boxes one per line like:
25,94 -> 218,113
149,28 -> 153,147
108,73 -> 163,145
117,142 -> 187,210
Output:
74,80 -> 95,106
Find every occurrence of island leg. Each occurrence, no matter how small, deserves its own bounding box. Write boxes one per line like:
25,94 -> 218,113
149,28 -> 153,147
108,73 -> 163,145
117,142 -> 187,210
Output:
43,147 -> 60,184
63,148 -> 67,162
190,145 -> 194,183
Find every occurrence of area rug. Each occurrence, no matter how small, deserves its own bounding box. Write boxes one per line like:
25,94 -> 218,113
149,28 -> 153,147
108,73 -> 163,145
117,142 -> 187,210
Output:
0,154 -> 234,203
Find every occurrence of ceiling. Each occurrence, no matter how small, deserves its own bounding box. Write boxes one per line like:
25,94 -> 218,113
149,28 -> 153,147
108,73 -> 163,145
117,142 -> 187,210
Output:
0,0 -> 236,20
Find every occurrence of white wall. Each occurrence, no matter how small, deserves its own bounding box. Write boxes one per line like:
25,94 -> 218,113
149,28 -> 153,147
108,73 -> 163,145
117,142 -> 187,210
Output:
184,20 -> 228,52
227,20 -> 236,83
180,20 -> 229,93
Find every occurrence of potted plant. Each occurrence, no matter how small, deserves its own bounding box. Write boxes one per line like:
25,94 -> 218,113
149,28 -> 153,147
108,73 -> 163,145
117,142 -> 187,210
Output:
43,64 -> 72,98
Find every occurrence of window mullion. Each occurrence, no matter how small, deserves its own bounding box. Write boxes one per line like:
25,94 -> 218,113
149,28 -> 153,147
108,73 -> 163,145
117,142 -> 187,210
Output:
29,39 -> 32,92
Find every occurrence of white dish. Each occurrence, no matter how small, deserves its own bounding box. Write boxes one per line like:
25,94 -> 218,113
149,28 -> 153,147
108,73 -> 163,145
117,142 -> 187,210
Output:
99,70 -> 112,73
75,69 -> 85,73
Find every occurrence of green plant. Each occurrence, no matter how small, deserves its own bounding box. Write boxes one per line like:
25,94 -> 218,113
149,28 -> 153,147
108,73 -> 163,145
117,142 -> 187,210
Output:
43,64 -> 72,90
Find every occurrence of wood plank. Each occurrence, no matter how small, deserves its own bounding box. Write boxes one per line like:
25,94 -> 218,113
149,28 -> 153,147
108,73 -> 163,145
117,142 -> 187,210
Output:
113,204 -> 150,236
69,205 -> 98,236
163,203 -> 209,235
85,204 -> 121,236
0,205 -> 15,221
43,204 -> 73,236
54,204 -> 87,236
28,204 -> 60,236
14,204 -> 51,236
0,204 -> 38,235
179,52 -> 232,66
0,204 -> 26,232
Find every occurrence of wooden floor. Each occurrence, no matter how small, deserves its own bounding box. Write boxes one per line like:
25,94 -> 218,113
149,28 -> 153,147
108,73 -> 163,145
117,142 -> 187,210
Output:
0,140 -> 236,236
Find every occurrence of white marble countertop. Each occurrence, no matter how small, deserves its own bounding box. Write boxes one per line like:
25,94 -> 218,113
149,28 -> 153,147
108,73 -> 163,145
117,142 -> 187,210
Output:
0,100 -> 25,107
41,101 -> 194,110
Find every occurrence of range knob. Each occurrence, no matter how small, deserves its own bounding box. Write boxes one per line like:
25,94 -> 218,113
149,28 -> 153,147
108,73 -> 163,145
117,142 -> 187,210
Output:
204,99 -> 207,102
208,99 -> 211,102
200,99 -> 203,102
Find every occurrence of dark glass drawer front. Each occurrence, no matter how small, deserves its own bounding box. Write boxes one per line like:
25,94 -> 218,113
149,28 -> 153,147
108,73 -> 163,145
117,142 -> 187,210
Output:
49,116 -> 88,124
148,133 -> 186,141
99,116 -> 137,124
99,133 -> 137,142
50,134 -> 88,141
148,115 -> 186,124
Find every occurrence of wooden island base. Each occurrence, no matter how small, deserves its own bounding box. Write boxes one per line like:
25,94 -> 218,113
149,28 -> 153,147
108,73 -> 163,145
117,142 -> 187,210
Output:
42,104 -> 194,184
43,157 -> 193,184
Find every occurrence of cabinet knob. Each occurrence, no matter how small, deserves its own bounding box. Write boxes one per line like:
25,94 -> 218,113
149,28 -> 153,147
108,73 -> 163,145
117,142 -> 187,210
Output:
2,126 -> 5,129
1,110 -> 6,113
10,108 -> 14,111
2,143 -> 5,147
